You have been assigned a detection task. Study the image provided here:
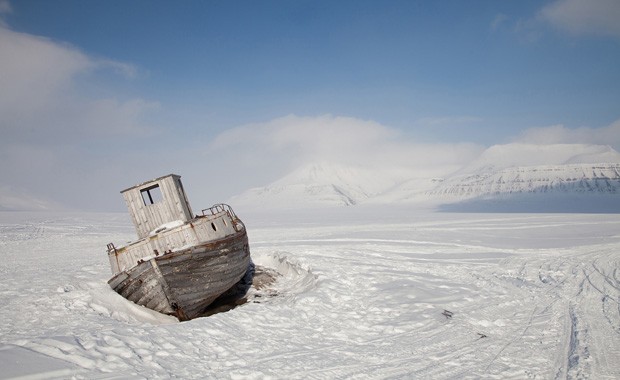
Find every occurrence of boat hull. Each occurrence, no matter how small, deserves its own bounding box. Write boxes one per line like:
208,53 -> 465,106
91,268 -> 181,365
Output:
108,229 -> 251,321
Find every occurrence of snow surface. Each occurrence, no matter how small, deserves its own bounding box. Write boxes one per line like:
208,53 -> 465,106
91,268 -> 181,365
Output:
0,208 -> 619,379
149,220 -> 185,236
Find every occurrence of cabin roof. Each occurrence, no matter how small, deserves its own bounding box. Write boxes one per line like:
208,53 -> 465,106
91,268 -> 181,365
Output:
120,173 -> 181,194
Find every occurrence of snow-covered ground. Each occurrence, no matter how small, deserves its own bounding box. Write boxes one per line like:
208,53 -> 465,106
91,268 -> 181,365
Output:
0,208 -> 619,379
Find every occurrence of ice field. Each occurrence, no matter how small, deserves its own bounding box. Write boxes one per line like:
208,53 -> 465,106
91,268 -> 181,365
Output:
0,208 -> 618,379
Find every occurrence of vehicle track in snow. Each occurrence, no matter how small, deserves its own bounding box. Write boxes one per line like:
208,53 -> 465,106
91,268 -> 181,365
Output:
1,211 -> 618,379
246,217 -> 620,379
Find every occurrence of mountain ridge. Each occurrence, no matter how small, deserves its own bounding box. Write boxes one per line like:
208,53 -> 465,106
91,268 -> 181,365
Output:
429,163 -> 620,198
229,144 -> 620,210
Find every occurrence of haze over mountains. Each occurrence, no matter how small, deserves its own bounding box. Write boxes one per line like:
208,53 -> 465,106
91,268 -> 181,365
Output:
231,143 -> 620,212
2,142 -> 619,213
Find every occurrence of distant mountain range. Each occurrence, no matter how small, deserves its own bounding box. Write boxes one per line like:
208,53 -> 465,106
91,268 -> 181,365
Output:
230,162 -> 385,208
3,143 -> 618,212
429,164 -> 620,198
230,143 -> 620,212
0,187 -> 60,211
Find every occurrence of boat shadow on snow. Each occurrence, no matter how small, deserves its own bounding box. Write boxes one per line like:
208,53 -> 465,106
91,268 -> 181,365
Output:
199,251 -> 318,318
102,252 -> 316,322
200,260 -> 278,317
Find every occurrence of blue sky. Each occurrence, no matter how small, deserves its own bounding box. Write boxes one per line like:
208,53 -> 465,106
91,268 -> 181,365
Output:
1,0 -> 620,210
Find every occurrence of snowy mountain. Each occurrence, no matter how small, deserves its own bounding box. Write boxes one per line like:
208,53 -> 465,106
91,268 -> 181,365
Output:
230,144 -> 620,211
429,163 -> 620,198
230,162 -> 412,208
427,144 -> 620,204
0,186 -> 61,211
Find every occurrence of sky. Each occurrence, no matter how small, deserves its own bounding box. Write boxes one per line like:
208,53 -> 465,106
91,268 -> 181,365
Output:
1,0 -> 619,211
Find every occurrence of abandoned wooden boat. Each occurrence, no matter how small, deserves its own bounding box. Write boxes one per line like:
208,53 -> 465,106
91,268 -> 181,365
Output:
106,174 -> 251,321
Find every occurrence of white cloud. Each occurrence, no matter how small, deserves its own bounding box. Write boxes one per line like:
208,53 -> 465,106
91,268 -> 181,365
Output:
209,114 -> 483,183
0,23 -> 161,210
513,17 -> 544,43
213,115 -> 395,165
0,27 -> 91,113
538,0 -> 620,39
209,115 -> 620,198
490,13 -> 508,32
0,25 -> 153,143
515,119 -> 620,148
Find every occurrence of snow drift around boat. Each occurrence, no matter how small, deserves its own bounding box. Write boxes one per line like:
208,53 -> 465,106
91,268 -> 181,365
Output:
106,174 -> 252,321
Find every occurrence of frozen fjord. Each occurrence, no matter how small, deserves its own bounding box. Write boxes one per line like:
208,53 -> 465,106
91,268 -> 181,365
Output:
0,208 -> 618,379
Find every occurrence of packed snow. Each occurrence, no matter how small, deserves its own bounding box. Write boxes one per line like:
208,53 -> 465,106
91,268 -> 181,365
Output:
0,207 -> 618,379
149,220 -> 185,237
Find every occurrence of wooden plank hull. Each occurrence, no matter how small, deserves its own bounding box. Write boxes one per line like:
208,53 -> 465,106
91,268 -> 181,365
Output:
108,229 -> 251,321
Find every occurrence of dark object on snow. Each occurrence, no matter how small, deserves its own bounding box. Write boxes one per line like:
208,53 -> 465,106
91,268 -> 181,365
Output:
442,309 -> 454,319
106,174 -> 252,321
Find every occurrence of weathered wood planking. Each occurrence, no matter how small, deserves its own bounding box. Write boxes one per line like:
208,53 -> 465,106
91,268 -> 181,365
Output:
121,174 -> 194,240
106,174 -> 252,321
108,210 -> 239,274
108,229 -> 250,320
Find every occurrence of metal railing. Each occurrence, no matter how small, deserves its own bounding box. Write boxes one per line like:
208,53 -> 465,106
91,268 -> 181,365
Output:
201,204 -> 244,231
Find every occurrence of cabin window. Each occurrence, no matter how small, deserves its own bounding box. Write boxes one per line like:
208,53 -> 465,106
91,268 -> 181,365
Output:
141,185 -> 163,205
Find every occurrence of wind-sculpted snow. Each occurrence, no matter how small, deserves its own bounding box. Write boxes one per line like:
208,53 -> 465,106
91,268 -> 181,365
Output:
251,251 -> 318,299
0,210 -> 618,378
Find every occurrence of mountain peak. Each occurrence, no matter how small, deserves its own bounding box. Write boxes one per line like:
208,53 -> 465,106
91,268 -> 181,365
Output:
229,144 -> 620,211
